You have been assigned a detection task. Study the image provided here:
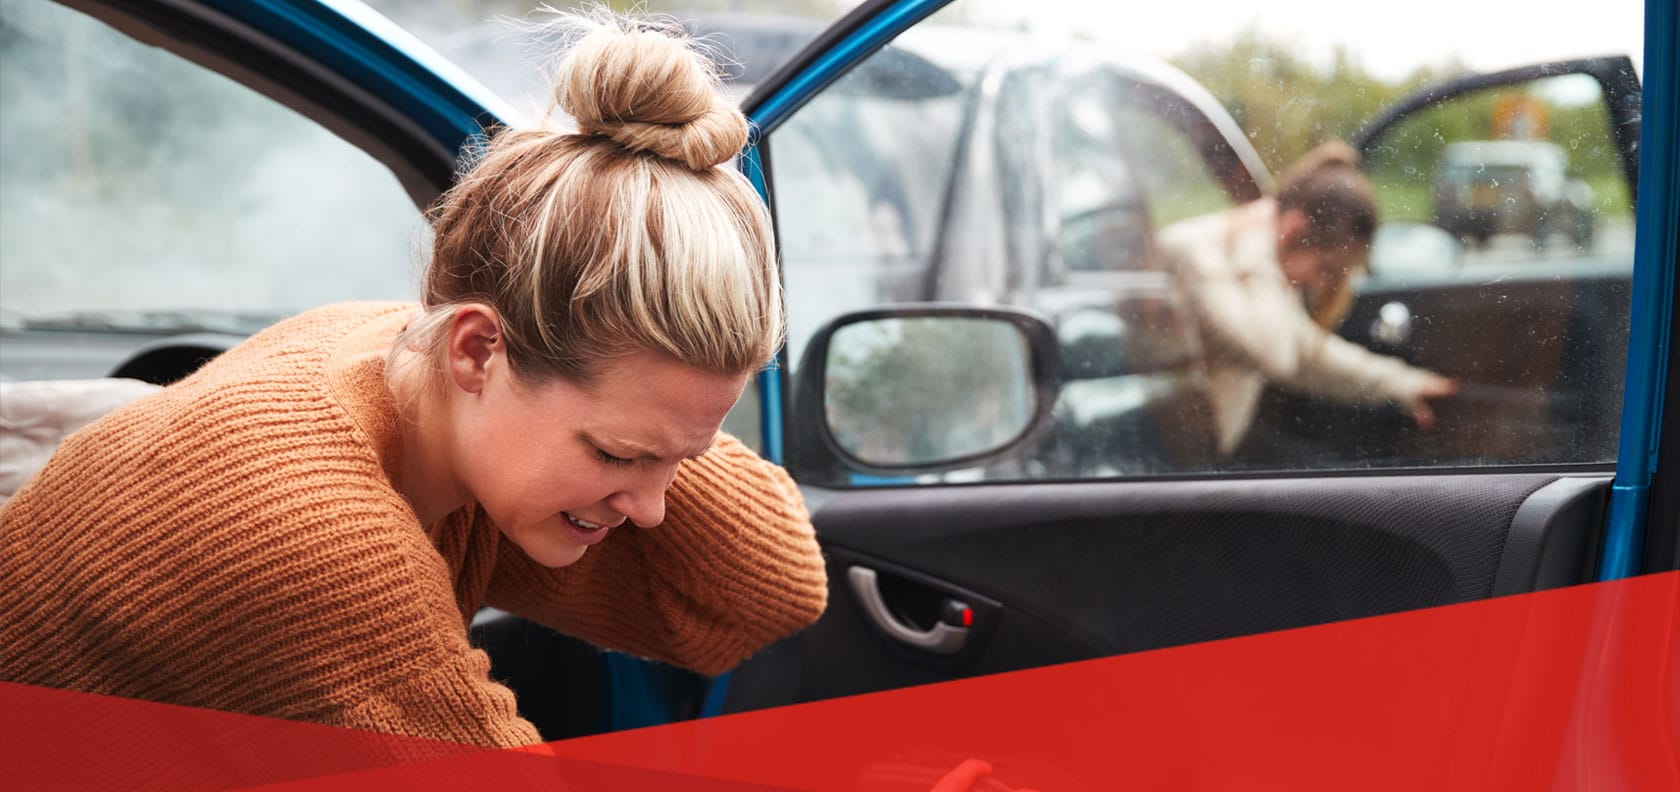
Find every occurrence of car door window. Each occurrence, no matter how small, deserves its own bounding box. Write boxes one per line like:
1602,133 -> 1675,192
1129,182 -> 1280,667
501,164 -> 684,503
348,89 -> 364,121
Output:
1367,75 -> 1633,264
767,0 -> 1641,485
1323,71 -> 1638,469
0,0 -> 424,382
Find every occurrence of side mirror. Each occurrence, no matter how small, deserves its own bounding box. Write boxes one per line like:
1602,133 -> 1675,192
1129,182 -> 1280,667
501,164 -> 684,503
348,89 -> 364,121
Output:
789,305 -> 1060,482
1368,222 -> 1464,279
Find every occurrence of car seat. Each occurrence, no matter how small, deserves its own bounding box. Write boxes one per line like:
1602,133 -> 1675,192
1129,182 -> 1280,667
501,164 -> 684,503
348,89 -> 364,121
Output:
0,378 -> 162,503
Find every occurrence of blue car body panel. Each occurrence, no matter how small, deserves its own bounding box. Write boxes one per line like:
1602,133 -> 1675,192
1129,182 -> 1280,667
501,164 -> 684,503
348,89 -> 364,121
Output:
1601,0 -> 1678,581
747,0 -> 947,134
193,0 -> 509,160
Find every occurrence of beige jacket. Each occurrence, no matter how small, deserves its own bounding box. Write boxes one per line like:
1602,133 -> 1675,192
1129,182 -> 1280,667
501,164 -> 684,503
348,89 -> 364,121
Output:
1158,199 -> 1436,454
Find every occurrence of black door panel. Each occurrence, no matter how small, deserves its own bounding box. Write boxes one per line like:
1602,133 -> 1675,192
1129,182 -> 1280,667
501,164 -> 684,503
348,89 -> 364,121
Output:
783,549 -> 1094,703
1492,476 -> 1609,595
728,473 -> 1607,709
1240,271 -> 1629,469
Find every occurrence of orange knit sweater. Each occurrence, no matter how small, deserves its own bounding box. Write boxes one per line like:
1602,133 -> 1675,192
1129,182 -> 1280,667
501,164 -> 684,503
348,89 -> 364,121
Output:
0,302 -> 828,747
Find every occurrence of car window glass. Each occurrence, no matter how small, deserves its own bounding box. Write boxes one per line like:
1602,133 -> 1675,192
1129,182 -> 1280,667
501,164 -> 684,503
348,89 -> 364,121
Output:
1366,74 -> 1634,272
1059,74 -> 1236,234
768,0 -> 1642,486
772,37 -> 970,369
0,0 -> 424,381
1322,73 -> 1636,470
1051,75 -> 1157,275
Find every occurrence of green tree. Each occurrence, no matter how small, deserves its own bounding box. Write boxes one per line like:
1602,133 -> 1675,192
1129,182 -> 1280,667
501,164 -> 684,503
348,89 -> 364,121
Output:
1171,30 -> 1630,220
1170,28 -> 1406,175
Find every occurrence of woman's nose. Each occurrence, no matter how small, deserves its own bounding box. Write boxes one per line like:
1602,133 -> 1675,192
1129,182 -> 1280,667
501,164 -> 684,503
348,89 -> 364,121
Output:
608,475 -> 667,528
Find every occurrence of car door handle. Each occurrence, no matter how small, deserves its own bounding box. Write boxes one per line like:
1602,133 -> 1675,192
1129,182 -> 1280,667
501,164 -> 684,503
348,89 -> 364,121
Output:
1370,301 -> 1413,347
847,566 -> 970,655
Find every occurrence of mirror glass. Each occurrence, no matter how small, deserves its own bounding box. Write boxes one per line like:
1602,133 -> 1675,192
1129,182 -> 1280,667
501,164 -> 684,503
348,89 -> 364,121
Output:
825,317 -> 1035,467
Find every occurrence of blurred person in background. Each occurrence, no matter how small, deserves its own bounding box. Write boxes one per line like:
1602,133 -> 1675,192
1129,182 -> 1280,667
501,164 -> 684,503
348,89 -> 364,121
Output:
1158,141 -> 1460,458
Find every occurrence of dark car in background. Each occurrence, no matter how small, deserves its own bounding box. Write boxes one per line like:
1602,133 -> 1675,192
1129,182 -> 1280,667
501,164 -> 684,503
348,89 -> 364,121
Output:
1432,139 -> 1596,248
771,31 -> 1272,477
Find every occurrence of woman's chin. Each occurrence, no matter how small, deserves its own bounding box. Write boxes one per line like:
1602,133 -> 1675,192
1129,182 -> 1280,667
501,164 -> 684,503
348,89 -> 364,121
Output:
522,542 -> 588,569
506,531 -> 590,568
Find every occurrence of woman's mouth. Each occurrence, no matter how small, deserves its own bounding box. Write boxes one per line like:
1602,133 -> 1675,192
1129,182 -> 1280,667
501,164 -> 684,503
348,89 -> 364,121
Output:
560,512 -> 613,545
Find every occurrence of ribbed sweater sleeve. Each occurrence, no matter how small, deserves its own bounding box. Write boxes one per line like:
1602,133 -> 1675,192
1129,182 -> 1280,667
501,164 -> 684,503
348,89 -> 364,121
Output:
484,434 -> 828,675
323,639 -> 538,747
0,304 -> 545,748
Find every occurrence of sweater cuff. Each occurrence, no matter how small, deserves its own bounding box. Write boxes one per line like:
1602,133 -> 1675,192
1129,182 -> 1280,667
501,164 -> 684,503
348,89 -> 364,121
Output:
655,439 -> 829,674
328,647 -> 543,748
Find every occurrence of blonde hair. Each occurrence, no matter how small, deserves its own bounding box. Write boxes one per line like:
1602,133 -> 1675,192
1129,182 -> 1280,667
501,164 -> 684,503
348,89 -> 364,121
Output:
401,9 -> 781,385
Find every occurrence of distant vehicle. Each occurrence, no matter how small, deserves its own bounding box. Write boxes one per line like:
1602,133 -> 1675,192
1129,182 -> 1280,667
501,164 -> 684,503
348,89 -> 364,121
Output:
1432,139 -> 1595,248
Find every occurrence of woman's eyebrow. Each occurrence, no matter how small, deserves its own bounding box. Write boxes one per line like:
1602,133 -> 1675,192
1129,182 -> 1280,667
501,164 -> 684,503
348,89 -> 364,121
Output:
586,433 -> 716,462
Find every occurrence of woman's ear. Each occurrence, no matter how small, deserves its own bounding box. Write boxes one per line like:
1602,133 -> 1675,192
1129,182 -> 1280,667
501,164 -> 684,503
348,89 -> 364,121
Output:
444,304 -> 503,395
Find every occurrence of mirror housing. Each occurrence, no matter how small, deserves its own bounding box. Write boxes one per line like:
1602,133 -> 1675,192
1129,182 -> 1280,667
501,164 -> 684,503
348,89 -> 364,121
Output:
789,305 -> 1061,483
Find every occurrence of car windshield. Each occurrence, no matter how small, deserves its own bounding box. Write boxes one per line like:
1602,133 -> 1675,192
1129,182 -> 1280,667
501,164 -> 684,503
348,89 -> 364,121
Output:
0,0 -> 428,341
359,1 -> 848,109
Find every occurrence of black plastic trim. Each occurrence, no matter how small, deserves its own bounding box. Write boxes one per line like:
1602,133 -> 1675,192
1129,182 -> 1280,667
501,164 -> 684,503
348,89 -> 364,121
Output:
795,462 -> 1618,493
108,333 -> 244,385
807,471 -> 1565,658
1646,234 -> 1680,572
1351,56 -> 1642,198
1492,476 -> 1610,595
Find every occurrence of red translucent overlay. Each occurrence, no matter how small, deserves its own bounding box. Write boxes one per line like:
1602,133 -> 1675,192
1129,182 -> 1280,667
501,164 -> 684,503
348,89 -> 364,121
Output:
3,572 -> 1676,791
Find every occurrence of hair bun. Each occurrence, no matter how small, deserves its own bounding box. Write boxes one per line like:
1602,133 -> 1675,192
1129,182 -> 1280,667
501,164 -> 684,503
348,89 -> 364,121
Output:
552,14 -> 748,170
1296,140 -> 1361,172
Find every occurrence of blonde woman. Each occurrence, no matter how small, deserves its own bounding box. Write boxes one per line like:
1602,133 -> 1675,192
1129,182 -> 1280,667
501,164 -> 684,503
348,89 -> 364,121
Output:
1159,141 -> 1460,457
0,12 -> 826,747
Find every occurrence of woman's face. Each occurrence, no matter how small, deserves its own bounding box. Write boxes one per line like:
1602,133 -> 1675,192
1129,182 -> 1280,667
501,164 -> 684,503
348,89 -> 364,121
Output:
1276,209 -> 1365,293
1280,244 -> 1363,292
451,347 -> 750,568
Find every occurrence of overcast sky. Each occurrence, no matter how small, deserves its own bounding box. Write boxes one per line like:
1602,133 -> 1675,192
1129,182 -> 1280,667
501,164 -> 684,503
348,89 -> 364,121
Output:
965,0 -> 1646,80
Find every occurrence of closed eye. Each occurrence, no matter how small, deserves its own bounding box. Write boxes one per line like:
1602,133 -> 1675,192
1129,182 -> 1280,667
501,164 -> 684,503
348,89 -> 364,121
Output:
595,448 -> 635,467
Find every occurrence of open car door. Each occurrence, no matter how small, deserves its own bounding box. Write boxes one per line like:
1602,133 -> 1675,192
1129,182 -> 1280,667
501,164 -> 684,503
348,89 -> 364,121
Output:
719,0 -> 1677,721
